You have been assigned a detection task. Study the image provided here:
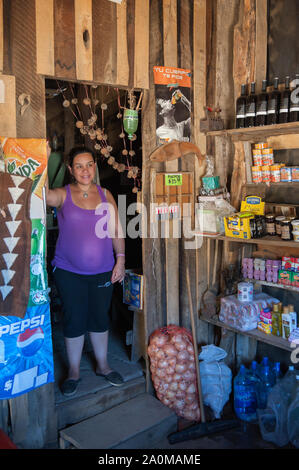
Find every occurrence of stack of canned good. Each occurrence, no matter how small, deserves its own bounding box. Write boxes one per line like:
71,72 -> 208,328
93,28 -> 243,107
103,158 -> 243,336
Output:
251,142 -> 299,184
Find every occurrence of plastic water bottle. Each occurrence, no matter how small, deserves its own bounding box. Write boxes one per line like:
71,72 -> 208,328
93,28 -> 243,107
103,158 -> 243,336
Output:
280,366 -> 297,400
287,375 -> 299,448
258,365 -> 276,409
273,362 -> 283,383
234,365 -> 257,422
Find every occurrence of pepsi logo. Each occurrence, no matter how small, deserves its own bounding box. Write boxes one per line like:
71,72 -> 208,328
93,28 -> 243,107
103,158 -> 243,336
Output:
16,327 -> 44,357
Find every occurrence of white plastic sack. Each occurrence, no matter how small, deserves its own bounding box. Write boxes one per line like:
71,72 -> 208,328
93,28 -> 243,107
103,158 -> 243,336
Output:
198,345 -> 232,419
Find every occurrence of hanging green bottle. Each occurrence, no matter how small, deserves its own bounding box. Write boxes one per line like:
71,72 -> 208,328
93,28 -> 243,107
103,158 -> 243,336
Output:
123,108 -> 138,140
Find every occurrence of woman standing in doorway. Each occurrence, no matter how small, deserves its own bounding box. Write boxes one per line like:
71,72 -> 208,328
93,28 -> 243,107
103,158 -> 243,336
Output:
46,145 -> 125,396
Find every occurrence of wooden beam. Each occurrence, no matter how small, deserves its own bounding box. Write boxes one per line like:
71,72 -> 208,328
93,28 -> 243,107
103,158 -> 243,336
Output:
193,0 -> 206,155
0,0 -> 3,73
116,0 -> 129,86
134,0 -> 149,89
92,0 -> 117,85
54,0 -> 76,80
162,0 -> 177,67
255,0 -> 268,92
75,0 -> 93,82
35,0 -> 55,76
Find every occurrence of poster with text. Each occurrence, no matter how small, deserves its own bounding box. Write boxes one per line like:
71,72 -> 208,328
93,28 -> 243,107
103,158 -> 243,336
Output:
0,138 -> 54,399
153,66 -> 191,146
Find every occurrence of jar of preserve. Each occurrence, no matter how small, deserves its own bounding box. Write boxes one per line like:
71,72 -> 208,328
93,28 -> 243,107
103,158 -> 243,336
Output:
265,214 -> 276,235
281,218 -> 292,240
275,216 -> 285,236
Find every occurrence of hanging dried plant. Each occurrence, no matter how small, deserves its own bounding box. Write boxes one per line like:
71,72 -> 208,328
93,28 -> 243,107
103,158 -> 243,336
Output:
132,187 -> 138,193
71,98 -> 78,105
117,164 -> 126,173
83,97 -> 91,106
101,103 -> 108,110
108,156 -> 115,165
107,145 -> 113,152
63,99 -> 70,107
76,120 -> 84,128
119,132 -> 125,139
127,170 -> 133,178
101,148 -> 109,157
129,150 -> 135,157
117,112 -> 122,119
122,149 -> 128,156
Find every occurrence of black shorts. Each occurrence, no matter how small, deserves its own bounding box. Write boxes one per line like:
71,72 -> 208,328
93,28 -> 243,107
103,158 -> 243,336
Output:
53,267 -> 113,338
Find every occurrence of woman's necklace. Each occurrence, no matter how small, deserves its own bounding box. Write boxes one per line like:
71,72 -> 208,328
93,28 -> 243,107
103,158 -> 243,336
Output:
77,183 -> 93,198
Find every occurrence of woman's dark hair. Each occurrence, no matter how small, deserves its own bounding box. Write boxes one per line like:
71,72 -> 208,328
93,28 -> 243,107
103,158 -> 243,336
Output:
68,146 -> 96,167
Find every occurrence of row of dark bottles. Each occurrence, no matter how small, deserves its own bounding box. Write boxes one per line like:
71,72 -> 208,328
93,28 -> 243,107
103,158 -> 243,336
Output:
235,75 -> 299,128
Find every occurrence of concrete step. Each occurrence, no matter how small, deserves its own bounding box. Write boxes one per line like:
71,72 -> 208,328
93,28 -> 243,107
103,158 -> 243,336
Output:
59,393 -> 178,449
57,376 -> 146,430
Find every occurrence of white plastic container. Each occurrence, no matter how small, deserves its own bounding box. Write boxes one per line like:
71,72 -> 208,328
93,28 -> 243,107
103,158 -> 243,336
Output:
292,231 -> 299,242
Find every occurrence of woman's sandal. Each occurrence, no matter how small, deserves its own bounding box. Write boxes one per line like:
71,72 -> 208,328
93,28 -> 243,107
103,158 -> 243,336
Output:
96,370 -> 124,387
60,378 -> 81,396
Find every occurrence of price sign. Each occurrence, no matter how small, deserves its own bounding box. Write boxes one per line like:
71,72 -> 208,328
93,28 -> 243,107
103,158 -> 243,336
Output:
165,173 -> 182,186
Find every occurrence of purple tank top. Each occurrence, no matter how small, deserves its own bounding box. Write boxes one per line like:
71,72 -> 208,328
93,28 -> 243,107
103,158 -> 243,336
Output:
52,185 -> 115,275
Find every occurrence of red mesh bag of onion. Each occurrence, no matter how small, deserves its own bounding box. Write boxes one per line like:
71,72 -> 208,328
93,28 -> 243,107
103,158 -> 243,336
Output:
147,325 -> 200,422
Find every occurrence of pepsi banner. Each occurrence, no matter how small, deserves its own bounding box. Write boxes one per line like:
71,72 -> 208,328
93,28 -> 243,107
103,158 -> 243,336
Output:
0,138 -> 54,399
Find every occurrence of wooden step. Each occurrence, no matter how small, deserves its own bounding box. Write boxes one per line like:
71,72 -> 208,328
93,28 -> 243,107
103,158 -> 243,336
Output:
59,393 -> 177,449
57,376 -> 146,430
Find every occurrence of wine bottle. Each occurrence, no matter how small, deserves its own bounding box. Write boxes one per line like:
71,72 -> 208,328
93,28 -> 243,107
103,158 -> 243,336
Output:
289,73 -> 299,122
279,76 -> 290,123
245,82 -> 257,127
236,84 -> 247,128
256,80 -> 268,126
267,77 -> 280,125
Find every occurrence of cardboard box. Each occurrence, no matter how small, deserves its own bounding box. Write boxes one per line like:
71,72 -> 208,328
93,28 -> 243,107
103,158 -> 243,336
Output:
278,270 -> 293,286
224,212 -> 254,239
123,272 -> 143,309
240,195 -> 265,215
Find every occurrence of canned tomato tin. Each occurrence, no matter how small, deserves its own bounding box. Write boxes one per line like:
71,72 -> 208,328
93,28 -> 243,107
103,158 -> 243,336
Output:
275,216 -> 286,236
252,166 -> 262,183
262,148 -> 274,166
255,142 -> 268,150
262,165 -> 271,184
281,166 -> 292,182
252,152 -> 263,166
291,167 -> 299,182
270,164 -> 281,183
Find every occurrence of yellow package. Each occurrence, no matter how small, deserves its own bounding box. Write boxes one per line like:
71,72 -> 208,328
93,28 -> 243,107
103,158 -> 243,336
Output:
224,212 -> 254,239
240,196 -> 265,215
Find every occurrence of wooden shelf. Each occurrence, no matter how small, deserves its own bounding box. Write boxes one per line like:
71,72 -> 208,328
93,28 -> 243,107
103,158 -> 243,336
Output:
200,314 -> 293,352
206,121 -> 299,139
192,232 -> 299,248
244,278 -> 299,294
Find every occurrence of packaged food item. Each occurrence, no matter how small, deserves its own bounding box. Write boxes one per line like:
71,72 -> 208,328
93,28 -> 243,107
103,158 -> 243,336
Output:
252,166 -> 262,183
275,216 -> 286,236
278,270 -> 293,286
255,142 -> 268,150
240,196 -> 265,215
291,219 -> 299,231
282,307 -> 292,339
280,166 -> 292,182
262,148 -> 274,166
293,272 -> 299,287
281,218 -> 292,240
258,307 -> 272,334
261,165 -> 271,184
270,164 -> 281,183
237,282 -> 253,302
292,167 -> 299,182
265,214 -> 276,235
282,256 -> 293,270
224,212 -> 254,239
293,232 -> 299,242
252,150 -> 263,166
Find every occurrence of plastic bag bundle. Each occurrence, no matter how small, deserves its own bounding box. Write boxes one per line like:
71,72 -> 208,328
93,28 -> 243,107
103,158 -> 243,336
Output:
219,293 -> 279,331
198,345 -> 232,419
147,325 -> 200,422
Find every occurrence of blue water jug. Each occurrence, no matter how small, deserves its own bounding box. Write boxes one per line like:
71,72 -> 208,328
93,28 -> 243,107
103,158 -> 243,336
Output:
257,365 -> 276,409
234,365 -> 257,422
